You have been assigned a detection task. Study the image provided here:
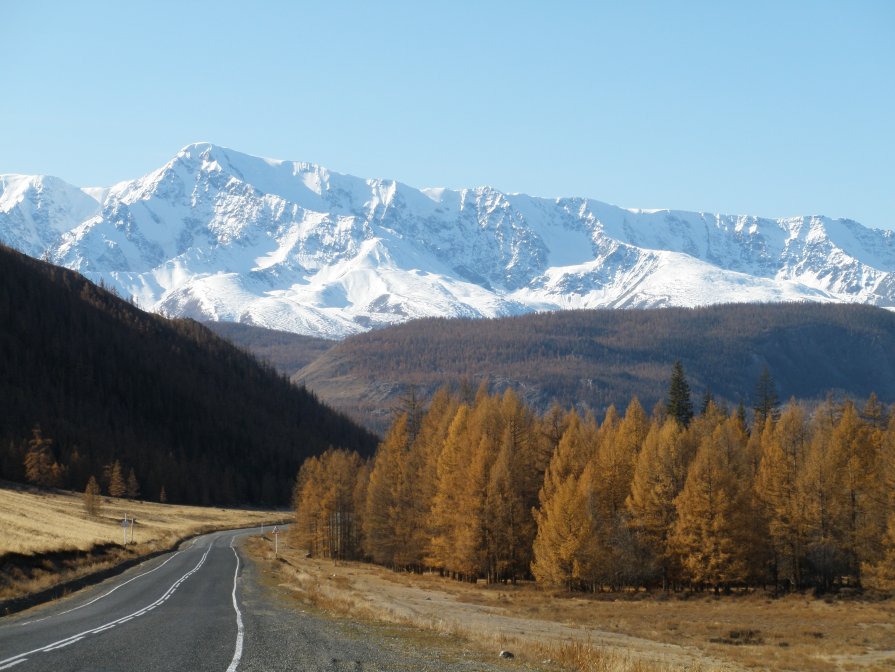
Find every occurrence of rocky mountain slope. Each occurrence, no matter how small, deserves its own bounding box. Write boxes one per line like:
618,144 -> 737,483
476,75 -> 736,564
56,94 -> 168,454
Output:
2,143 -> 893,338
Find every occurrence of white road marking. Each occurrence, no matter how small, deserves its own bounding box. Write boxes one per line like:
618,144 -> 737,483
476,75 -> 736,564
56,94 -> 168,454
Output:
19,551 -> 183,626
0,542 -> 214,668
225,536 -> 245,672
0,659 -> 26,670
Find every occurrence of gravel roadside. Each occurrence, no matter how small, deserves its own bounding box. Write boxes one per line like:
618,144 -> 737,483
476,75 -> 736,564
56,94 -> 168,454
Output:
238,540 -> 545,672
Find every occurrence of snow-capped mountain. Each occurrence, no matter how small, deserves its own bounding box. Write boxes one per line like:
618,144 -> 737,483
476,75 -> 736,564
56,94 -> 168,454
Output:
2,143 -> 893,338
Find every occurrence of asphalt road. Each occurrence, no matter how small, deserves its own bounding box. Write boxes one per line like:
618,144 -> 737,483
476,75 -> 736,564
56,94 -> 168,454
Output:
0,529 -> 532,672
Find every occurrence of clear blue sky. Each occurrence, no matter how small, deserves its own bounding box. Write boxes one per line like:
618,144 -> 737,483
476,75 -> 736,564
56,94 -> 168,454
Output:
2,1 -> 893,229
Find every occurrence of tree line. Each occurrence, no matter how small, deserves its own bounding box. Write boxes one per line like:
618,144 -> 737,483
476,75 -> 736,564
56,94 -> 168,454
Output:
293,369 -> 895,593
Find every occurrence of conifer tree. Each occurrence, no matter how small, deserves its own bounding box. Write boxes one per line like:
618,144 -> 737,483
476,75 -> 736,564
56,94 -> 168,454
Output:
126,468 -> 140,499
671,424 -> 751,589
427,405 -> 473,573
755,401 -> 809,590
828,400 -> 878,584
865,411 -> 895,588
585,399 -> 647,587
537,410 -> 596,507
666,361 -> 694,428
84,475 -> 102,516
753,366 -> 780,426
364,414 -> 410,566
531,471 -> 589,590
108,460 -> 126,497
24,426 -> 62,488
626,418 -> 691,588
486,427 -> 525,582
799,401 -> 846,589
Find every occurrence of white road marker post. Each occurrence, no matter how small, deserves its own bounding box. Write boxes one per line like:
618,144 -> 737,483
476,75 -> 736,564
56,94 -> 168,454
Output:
121,514 -> 128,546
273,526 -> 279,557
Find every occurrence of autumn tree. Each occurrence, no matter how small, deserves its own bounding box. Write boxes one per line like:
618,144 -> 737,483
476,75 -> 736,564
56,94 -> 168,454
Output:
107,460 -> 126,497
799,400 -> 847,589
865,410 -> 895,587
126,468 -> 140,499
24,426 -> 63,488
671,419 -> 752,590
484,390 -> 542,583
531,470 -> 590,589
755,401 -> 810,590
583,399 -> 648,587
626,418 -> 693,588
829,400 -> 881,585
293,448 -> 365,560
364,414 -> 412,567
531,409 -> 598,584
84,475 -> 102,516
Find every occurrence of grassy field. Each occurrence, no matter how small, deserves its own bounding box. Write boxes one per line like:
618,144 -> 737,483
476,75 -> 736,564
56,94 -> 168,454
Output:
0,481 -> 286,602
250,539 -> 895,672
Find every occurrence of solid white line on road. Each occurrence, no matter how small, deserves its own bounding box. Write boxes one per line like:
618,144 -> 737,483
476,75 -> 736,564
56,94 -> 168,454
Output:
0,659 -> 26,670
18,550 -> 184,627
0,542 -> 214,668
225,536 -> 245,672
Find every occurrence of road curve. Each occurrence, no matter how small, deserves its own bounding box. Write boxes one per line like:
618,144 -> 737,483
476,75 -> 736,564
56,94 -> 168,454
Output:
0,528 -> 251,672
1,529 -> 539,672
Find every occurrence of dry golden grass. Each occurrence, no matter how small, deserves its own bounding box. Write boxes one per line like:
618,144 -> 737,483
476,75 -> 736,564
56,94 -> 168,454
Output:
0,481 -> 286,602
249,540 -> 895,672
250,540 -> 721,672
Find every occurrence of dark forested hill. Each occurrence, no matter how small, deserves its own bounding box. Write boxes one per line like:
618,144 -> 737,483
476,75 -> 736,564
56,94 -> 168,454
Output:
202,322 -> 334,376
0,245 -> 377,505
293,304 -> 895,433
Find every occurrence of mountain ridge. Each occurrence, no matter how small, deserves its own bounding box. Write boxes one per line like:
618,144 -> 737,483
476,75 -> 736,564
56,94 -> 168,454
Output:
2,142 -> 893,338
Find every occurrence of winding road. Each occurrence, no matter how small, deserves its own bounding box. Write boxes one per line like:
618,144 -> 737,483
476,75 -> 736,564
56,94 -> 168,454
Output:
0,529 -> 252,672
0,528 -> 527,672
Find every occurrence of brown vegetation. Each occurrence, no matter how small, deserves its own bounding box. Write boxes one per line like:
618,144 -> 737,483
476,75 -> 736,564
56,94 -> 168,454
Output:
253,540 -> 895,671
294,377 -> 895,594
0,481 -> 284,602
293,303 -> 895,433
0,243 -> 377,506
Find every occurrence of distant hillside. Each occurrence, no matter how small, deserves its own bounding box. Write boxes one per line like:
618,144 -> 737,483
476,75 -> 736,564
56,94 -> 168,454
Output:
294,304 -> 895,433
202,322 -> 334,375
0,244 -> 377,505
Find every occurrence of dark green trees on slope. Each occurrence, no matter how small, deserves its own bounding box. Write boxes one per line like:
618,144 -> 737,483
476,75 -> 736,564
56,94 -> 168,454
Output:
0,244 -> 377,505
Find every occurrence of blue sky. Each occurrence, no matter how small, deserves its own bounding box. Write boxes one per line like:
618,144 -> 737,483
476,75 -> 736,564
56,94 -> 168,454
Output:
2,1 -> 893,229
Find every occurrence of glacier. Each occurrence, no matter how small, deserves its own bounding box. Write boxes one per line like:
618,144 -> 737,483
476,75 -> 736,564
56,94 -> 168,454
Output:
2,142 -> 893,339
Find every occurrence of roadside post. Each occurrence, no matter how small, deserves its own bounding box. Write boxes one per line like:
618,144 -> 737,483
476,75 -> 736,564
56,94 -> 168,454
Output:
273,525 -> 279,557
121,514 -> 129,546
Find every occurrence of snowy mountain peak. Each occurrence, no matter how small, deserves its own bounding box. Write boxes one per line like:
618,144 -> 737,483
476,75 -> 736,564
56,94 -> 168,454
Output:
1,144 -> 893,338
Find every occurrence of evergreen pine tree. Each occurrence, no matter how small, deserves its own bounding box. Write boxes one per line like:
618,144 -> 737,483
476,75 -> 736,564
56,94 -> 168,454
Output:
753,366 -> 780,426
666,361 -> 694,428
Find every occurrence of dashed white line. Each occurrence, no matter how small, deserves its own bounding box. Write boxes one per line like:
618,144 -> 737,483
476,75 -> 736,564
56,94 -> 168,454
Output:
225,536 -> 245,672
0,542 -> 214,669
